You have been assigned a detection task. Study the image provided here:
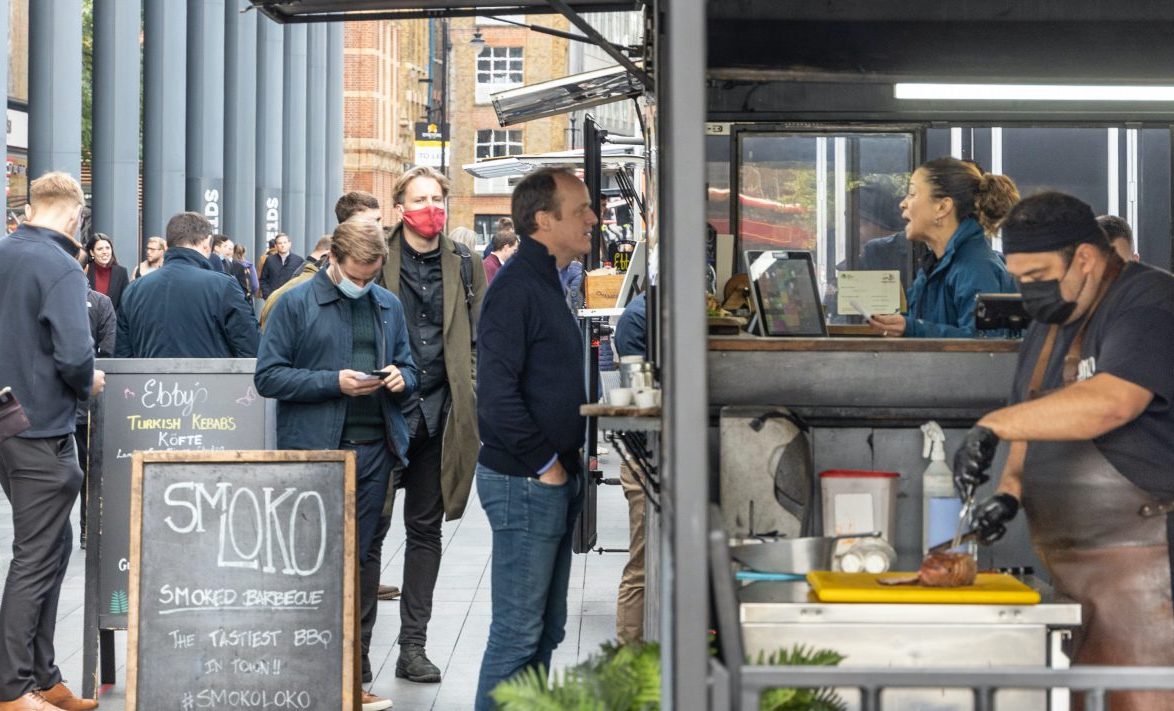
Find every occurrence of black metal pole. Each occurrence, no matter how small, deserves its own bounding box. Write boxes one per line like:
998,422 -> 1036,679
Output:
440,18 -> 449,176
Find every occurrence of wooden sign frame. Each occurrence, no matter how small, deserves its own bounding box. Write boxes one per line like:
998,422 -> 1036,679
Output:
125,450 -> 357,711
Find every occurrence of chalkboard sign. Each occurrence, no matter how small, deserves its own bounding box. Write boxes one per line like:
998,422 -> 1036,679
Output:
127,451 -> 356,711
88,359 -> 275,631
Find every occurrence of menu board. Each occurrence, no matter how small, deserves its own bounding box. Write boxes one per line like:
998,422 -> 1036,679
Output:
89,360 -> 275,630
126,451 -> 355,711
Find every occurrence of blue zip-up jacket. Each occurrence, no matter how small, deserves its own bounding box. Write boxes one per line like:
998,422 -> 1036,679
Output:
0,223 -> 94,437
254,268 -> 418,461
904,218 -> 1016,338
477,235 -> 586,477
614,292 -> 647,357
115,247 -> 259,357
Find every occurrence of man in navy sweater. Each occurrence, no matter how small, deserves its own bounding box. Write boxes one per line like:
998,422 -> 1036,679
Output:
474,168 -> 595,709
0,172 -> 103,711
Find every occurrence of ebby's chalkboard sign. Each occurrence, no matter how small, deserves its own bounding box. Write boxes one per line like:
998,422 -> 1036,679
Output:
127,450 -> 356,711
88,359 -> 275,633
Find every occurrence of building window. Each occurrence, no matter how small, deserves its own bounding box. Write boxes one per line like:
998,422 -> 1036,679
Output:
475,47 -> 524,103
474,130 -> 525,195
474,214 -> 512,246
475,129 -> 524,160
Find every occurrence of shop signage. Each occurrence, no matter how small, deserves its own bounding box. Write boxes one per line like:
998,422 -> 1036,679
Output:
125,450 -> 355,711
414,122 -> 450,168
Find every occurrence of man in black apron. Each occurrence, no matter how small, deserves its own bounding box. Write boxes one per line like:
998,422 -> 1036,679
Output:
953,192 -> 1174,711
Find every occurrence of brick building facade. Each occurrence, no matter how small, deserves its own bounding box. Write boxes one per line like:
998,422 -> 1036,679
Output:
446,16 -> 571,243
343,15 -> 572,242
343,19 -> 432,212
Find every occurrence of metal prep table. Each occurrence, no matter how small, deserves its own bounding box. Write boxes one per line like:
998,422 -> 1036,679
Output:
738,579 -> 1081,710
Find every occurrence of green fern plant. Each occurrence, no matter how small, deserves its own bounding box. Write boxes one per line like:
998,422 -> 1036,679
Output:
753,645 -> 847,711
491,641 -> 660,711
491,639 -> 845,711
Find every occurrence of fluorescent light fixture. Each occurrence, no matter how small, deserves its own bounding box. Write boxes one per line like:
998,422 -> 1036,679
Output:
894,83 -> 1174,102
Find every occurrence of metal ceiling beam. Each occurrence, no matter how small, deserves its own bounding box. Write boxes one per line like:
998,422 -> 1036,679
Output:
544,0 -> 651,87
248,1 -> 638,23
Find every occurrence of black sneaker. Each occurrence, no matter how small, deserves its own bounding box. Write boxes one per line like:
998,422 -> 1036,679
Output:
395,644 -> 441,683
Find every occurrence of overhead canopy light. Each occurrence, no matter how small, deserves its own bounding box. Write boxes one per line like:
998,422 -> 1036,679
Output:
492,63 -> 642,126
894,83 -> 1174,102
463,146 -> 644,179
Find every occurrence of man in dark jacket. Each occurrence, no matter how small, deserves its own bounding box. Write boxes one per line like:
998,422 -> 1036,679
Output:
255,219 -> 416,711
374,167 -> 487,685
474,168 -> 594,710
0,171 -> 103,711
77,288 -> 116,548
115,212 -> 258,358
259,233 -> 305,298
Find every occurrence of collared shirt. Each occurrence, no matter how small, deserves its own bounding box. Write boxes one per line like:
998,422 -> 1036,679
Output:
399,239 -> 449,437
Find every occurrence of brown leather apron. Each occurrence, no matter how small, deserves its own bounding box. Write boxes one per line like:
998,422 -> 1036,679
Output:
1019,261 -> 1174,710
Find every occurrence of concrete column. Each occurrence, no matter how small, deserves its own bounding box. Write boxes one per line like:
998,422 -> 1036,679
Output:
223,0 -> 257,244
303,23 -> 327,253
28,0 -> 83,182
281,24 -> 307,251
186,0 -> 225,230
92,0 -> 142,260
255,15 -> 283,258
325,22 -> 344,234
143,0 -> 187,239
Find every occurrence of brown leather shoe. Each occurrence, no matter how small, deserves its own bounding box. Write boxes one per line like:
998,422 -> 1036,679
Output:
37,684 -> 96,711
0,691 -> 67,711
377,584 -> 400,600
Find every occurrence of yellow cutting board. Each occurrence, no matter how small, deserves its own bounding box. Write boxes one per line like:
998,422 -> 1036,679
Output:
807,571 -> 1041,605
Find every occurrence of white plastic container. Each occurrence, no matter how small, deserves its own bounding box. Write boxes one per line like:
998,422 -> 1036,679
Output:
820,469 -> 899,559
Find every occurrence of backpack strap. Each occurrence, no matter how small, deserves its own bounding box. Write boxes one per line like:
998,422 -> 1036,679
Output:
453,242 -> 475,308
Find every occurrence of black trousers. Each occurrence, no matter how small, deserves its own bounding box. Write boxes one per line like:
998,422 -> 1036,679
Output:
360,420 -> 445,680
0,435 -> 82,701
74,421 -> 89,538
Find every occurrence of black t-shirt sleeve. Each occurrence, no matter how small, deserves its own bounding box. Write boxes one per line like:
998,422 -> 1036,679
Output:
1094,303 -> 1174,406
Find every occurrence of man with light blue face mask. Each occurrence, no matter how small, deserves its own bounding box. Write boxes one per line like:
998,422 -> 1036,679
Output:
255,218 -> 417,711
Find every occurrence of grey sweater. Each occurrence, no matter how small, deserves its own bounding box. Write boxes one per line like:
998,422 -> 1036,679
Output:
0,224 -> 94,437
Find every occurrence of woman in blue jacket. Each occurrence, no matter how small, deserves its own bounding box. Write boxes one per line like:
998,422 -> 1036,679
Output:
869,158 -> 1019,338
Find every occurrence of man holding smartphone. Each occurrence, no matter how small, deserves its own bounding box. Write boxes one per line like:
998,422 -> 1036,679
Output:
0,172 -> 103,711
254,219 -> 416,711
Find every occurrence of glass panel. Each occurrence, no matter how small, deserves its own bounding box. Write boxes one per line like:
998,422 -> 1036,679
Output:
1139,129 -> 1172,269
738,132 -> 915,316
1002,128 -> 1109,213
705,134 -> 731,235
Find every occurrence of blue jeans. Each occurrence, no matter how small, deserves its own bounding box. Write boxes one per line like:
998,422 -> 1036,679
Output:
474,464 -> 584,711
342,440 -> 395,566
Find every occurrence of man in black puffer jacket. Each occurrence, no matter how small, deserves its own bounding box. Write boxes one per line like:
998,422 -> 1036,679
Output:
116,212 -> 258,358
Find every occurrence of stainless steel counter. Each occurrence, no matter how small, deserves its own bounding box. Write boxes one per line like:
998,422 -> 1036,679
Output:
708,337 -> 1020,423
739,580 -> 1080,711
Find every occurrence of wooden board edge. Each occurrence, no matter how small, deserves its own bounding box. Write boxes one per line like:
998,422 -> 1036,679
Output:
126,452 -> 144,711
342,450 -> 357,710
136,449 -> 353,463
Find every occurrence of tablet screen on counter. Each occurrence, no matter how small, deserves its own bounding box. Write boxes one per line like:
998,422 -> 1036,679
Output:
745,249 -> 828,337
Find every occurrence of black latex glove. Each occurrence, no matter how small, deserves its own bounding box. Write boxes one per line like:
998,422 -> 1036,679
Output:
973,493 -> 1020,544
953,425 -> 999,499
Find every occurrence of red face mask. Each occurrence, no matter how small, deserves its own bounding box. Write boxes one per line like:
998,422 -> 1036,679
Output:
400,205 -> 446,240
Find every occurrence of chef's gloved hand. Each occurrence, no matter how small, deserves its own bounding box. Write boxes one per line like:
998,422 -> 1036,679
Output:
953,425 -> 999,499
974,493 -> 1019,544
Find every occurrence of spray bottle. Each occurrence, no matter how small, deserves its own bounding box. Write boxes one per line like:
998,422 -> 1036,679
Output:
921,421 -> 962,554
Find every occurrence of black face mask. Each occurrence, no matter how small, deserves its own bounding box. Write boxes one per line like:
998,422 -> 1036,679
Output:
1020,275 -> 1076,324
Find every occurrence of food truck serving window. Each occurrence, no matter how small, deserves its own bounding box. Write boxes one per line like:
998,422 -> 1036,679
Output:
735,130 -> 916,317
